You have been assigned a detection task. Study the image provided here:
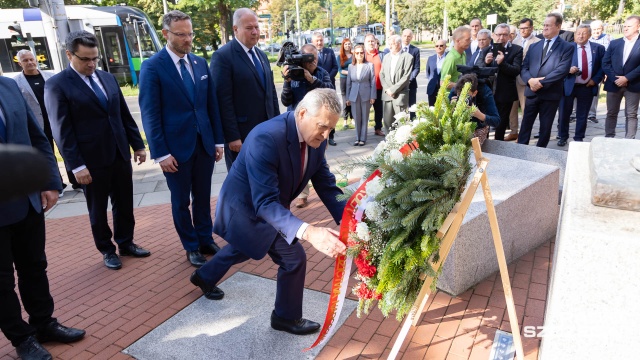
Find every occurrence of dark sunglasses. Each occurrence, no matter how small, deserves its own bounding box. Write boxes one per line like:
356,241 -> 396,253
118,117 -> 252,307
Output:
435,45 -> 445,48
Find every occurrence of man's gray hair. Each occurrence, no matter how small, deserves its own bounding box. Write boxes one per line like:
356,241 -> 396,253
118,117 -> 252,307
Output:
388,34 -> 401,45
452,26 -> 471,40
295,89 -> 342,118
590,20 -> 604,29
312,31 -> 324,39
577,24 -> 592,34
16,49 -> 34,61
233,8 -> 257,26
163,10 -> 190,30
477,29 -> 492,38
402,29 -> 413,36
494,23 -> 510,32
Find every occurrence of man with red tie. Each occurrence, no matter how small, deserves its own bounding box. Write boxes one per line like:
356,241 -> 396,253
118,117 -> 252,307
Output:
557,25 -> 605,146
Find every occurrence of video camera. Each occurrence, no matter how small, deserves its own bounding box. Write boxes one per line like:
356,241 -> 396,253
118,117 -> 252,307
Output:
276,41 -> 315,82
456,64 -> 498,87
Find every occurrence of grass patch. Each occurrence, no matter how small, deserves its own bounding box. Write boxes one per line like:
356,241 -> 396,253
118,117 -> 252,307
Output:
120,84 -> 139,97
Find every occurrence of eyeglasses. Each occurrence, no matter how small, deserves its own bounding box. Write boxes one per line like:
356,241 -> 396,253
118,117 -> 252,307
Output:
519,26 -> 531,30
434,45 -> 445,48
72,52 -> 101,63
167,30 -> 195,39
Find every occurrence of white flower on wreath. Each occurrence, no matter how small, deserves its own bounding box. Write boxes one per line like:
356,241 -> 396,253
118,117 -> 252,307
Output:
394,124 -> 413,144
364,201 -> 383,222
373,140 -> 386,158
394,111 -> 408,121
408,104 -> 417,113
386,149 -> 404,163
365,177 -> 384,198
355,222 -> 370,242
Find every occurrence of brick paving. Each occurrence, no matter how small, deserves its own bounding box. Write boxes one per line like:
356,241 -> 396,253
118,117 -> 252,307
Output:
0,187 -> 553,359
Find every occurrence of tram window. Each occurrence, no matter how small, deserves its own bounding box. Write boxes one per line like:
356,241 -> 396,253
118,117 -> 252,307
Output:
2,37 -> 54,72
124,23 -> 157,59
104,33 -> 124,66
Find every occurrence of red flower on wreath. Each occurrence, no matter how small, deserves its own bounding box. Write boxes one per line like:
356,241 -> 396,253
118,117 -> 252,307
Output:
354,250 -> 376,278
354,282 -> 382,300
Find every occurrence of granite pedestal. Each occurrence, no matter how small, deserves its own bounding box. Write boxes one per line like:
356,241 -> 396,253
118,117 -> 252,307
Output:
540,142 -> 640,359
436,153 -> 560,296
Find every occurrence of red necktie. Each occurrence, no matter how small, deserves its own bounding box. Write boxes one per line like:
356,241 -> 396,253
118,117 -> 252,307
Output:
300,141 -> 306,179
581,45 -> 588,80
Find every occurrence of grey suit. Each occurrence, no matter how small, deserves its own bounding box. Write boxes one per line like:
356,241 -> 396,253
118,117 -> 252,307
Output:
380,52 -> 413,132
13,71 -> 54,130
346,63 -> 376,143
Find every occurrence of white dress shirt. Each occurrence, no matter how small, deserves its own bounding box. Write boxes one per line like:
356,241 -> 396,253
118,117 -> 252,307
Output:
294,123 -> 309,241
623,34 -> 639,66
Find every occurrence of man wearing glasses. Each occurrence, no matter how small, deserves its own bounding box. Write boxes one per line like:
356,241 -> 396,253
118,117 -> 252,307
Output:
425,39 -> 447,106
139,10 -> 225,267
45,31 -> 150,270
510,18 -> 541,141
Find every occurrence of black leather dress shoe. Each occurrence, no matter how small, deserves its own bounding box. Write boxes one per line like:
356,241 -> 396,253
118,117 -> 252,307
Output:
103,253 -> 122,270
557,139 -> 567,146
187,250 -> 206,267
190,271 -> 224,300
270,310 -> 320,335
37,321 -> 85,343
15,336 -> 52,360
119,243 -> 151,257
534,133 -> 540,139
328,138 -> 337,146
199,242 -> 221,255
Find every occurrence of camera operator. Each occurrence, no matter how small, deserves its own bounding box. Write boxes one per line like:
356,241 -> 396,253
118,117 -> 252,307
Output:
281,44 -> 334,111
280,43 -> 334,209
451,74 -> 500,143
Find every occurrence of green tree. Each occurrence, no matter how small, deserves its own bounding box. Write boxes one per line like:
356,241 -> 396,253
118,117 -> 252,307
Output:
507,0 -> 555,29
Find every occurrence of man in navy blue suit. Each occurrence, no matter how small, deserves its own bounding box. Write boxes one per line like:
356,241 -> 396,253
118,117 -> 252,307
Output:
211,8 -> 280,171
191,89 -> 346,335
46,31 -> 150,270
602,15 -> 640,139
426,39 -> 448,106
139,10 -> 225,267
1,75 -> 85,360
557,25 -> 605,146
517,13 -> 575,147
313,31 -> 339,146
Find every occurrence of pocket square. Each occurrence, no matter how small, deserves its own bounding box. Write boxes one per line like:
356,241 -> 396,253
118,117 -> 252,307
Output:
200,75 -> 208,80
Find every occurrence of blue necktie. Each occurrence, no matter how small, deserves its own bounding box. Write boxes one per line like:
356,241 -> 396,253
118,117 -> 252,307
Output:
249,48 -> 266,87
0,105 -> 6,143
88,75 -> 108,110
179,58 -> 195,101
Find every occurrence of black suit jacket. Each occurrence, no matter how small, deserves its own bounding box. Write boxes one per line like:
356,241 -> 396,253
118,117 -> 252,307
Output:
405,44 -> 421,89
491,44 -> 523,103
45,67 -> 144,170
211,39 -> 280,143
0,76 -> 61,226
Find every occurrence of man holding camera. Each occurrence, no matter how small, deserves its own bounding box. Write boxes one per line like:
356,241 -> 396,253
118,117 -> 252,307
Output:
281,43 -> 334,209
485,24 -> 523,141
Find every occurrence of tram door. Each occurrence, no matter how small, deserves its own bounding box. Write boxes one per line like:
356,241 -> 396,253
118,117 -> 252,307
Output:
94,26 -> 132,85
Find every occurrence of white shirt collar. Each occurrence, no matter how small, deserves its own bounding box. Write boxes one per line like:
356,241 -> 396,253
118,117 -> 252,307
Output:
577,42 -> 591,49
236,39 -> 255,54
623,34 -> 639,44
165,45 -> 189,64
69,63 -> 95,81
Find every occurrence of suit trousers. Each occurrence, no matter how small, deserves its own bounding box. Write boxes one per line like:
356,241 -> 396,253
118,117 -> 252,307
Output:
84,157 -> 135,254
494,101 -> 516,140
353,98 -> 372,142
589,87 -> 600,118
559,85 -> 593,141
197,235 -> 307,320
165,135 -> 216,251
0,205 -> 55,347
340,78 -> 352,121
605,88 -> 640,139
518,96 -> 561,148
373,89 -> 383,130
383,100 -> 406,134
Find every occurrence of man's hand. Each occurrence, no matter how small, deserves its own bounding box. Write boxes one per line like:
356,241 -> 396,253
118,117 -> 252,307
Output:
528,77 -> 544,92
41,190 -> 59,212
569,66 -> 579,75
159,155 -> 179,173
614,75 -> 628,87
133,149 -> 146,165
485,51 -> 494,64
282,65 -> 291,82
369,99 -> 375,105
302,225 -> 346,258
586,79 -> 596,87
346,100 -> 351,106
215,147 -> 224,162
472,108 -> 486,121
229,139 -> 242,153
74,168 -> 92,185
385,90 -> 395,98
303,69 -> 314,83
495,51 -> 505,65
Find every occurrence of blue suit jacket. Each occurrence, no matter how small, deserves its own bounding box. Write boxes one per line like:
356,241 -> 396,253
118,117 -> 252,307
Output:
318,47 -> 339,83
564,42 -> 606,96
213,112 -> 345,260
0,76 -> 61,226
406,44 -> 421,89
211,39 -> 279,143
602,37 -> 640,93
426,52 -> 446,95
45,68 -> 144,170
521,37 -> 575,100
139,48 -> 224,163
